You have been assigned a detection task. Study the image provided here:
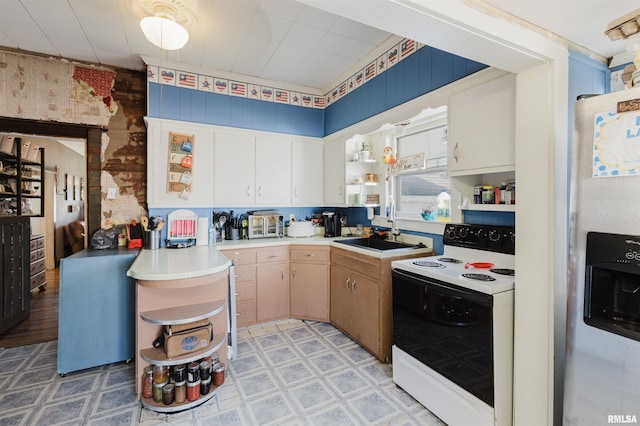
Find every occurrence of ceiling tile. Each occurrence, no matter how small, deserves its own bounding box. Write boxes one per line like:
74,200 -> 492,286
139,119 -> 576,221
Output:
283,23 -> 326,49
249,12 -> 292,41
258,0 -> 304,22
331,17 -> 390,45
231,35 -> 279,77
296,5 -> 340,31
261,42 -> 312,83
315,32 -> 377,60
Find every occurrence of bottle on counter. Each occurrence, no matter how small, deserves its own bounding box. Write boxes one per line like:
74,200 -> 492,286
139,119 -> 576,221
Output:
437,190 -> 451,222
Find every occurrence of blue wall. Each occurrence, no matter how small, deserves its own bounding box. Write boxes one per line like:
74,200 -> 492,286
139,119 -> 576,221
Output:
148,84 -> 325,137
148,45 -> 487,139
324,46 -> 486,135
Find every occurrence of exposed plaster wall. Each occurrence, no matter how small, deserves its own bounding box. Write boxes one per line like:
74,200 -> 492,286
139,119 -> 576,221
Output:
101,68 -> 147,226
0,50 -> 147,235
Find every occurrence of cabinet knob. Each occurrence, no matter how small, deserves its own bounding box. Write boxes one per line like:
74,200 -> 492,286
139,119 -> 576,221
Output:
246,186 -> 251,197
345,277 -> 350,290
258,186 -> 263,197
235,292 -> 243,296
304,253 -> 314,257
267,255 -> 277,259
339,185 -> 343,196
281,268 -> 284,280
352,280 -> 356,293
454,143 -> 459,162
291,267 -> 296,278
236,312 -> 242,316
294,187 -> 298,197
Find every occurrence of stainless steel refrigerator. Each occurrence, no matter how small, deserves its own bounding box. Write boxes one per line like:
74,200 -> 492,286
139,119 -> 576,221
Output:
564,88 -> 640,425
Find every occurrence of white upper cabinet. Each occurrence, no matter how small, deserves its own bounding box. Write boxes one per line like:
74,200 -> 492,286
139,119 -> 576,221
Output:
323,136 -> 346,206
255,136 -> 292,206
448,73 -> 516,176
291,139 -> 323,206
145,117 -> 214,208
214,132 -> 255,206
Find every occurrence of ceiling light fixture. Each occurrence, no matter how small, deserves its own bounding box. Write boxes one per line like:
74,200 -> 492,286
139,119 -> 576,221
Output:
605,8 -> 640,41
139,0 -> 195,50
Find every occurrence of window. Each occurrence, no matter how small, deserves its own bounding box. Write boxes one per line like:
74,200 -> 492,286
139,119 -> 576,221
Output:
392,109 -> 449,221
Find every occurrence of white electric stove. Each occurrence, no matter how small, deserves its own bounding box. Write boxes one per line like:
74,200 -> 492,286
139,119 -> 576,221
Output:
391,223 -> 515,426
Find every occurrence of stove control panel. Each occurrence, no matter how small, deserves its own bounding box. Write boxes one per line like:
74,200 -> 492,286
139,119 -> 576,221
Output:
444,224 -> 515,255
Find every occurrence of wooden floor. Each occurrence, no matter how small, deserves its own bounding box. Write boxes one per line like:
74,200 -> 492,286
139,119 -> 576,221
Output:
0,269 -> 59,349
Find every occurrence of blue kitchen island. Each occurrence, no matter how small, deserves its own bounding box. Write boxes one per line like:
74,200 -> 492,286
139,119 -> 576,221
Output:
57,247 -> 139,375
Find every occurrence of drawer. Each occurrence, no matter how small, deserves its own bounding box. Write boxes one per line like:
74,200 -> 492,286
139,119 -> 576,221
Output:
236,301 -> 256,328
30,238 -> 39,251
290,247 -> 329,262
30,247 -> 44,262
233,265 -> 255,283
221,249 -> 256,265
30,270 -> 47,290
30,258 -> 45,276
37,237 -> 45,249
235,280 -> 256,303
256,247 -> 289,263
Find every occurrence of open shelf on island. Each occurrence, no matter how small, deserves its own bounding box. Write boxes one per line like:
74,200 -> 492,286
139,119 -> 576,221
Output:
140,332 -> 226,366
140,300 -> 225,325
141,386 -> 219,413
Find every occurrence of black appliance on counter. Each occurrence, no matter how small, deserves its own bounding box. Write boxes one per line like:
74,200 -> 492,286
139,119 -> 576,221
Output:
322,211 -> 342,237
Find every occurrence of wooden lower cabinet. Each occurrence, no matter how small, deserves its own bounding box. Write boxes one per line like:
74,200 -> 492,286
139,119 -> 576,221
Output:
256,247 -> 289,322
220,249 -> 257,327
330,247 -> 431,362
290,246 -> 329,322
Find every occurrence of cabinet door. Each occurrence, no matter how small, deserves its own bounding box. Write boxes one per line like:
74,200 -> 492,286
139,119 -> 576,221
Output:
448,73 -> 516,174
292,139 -> 323,206
324,137 -> 345,205
0,217 -> 30,334
290,262 -> 329,321
255,136 -> 291,205
329,264 -> 352,332
145,118 -> 215,208
350,272 -> 379,355
256,262 -> 289,322
214,132 -> 255,205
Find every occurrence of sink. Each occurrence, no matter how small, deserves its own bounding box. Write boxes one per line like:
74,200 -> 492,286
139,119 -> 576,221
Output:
335,237 -> 421,251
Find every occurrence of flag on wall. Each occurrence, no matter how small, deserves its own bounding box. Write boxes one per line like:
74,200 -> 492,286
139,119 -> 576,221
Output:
229,81 -> 247,97
400,39 -> 416,60
177,72 -> 197,88
355,70 -> 364,88
338,81 -> 347,99
364,61 -> 376,82
313,96 -> 325,109
275,90 -> 289,104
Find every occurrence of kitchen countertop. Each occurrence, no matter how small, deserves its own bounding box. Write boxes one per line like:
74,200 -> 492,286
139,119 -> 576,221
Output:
215,235 -> 434,258
127,234 -> 434,281
127,245 -> 231,281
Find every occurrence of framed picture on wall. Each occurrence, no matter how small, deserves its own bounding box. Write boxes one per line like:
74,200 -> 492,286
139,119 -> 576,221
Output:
66,174 -> 72,201
74,176 -> 79,200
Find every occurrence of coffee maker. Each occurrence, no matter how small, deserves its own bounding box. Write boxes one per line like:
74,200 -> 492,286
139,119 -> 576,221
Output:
322,211 -> 342,237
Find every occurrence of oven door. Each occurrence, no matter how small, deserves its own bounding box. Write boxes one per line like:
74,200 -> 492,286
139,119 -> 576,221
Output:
392,268 -> 495,406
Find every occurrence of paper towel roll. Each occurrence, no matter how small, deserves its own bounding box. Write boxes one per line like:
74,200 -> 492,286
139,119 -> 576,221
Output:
367,207 -> 374,220
196,217 -> 209,246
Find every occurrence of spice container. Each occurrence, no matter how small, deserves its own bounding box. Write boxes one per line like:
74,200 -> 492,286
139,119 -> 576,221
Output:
187,362 -> 200,382
142,367 -> 153,399
200,361 -> 211,381
174,381 -> 187,404
482,186 -> 495,204
187,380 -> 200,401
473,186 -> 483,204
173,364 -> 186,383
200,377 -> 211,395
162,383 -> 175,405
153,380 -> 168,402
213,363 -> 226,386
152,365 -> 168,384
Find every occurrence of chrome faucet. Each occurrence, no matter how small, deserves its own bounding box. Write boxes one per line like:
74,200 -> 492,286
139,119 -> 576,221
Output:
388,201 -> 401,241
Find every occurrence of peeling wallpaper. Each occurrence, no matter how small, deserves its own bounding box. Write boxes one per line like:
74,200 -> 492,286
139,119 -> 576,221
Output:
0,50 -> 147,230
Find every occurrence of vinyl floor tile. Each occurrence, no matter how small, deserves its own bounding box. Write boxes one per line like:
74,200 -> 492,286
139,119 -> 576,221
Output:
0,320 -> 443,425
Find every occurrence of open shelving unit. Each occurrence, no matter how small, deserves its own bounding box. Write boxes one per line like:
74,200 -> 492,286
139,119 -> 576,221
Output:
0,136 -> 44,217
